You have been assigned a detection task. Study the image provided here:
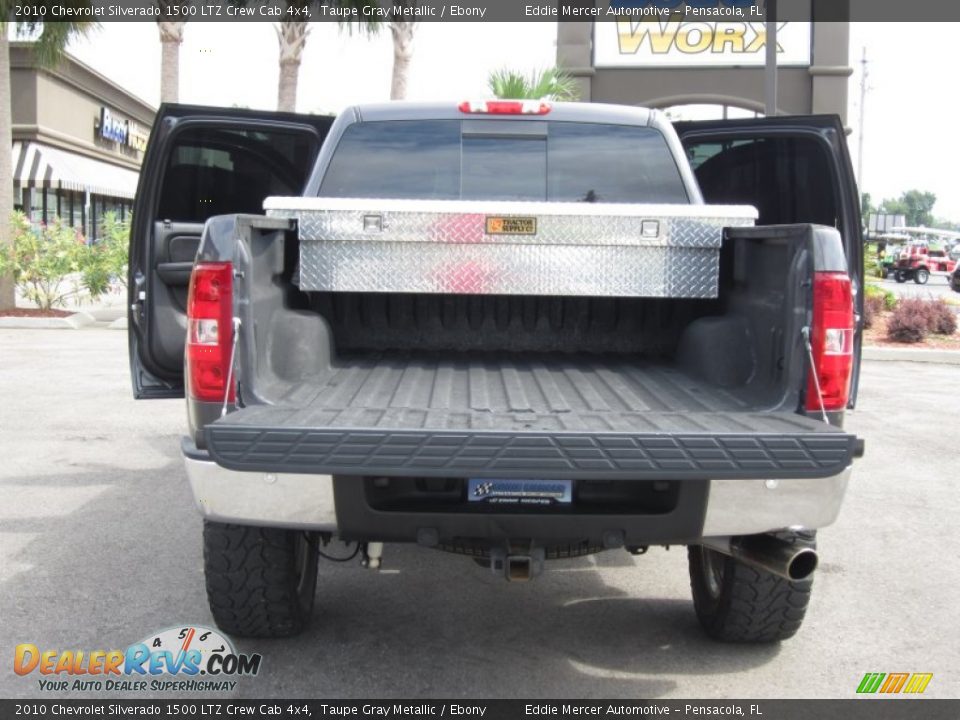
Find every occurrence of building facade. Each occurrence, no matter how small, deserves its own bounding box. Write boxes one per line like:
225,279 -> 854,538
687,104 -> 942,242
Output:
556,2 -> 851,123
10,43 -> 155,240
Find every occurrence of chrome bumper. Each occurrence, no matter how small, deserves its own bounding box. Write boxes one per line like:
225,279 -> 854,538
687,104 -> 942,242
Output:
184,452 -> 851,537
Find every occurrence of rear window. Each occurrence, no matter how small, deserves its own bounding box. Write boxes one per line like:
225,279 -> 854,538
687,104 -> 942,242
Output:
319,120 -> 688,203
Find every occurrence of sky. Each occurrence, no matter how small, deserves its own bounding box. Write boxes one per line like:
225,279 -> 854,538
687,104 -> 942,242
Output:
54,21 -> 960,221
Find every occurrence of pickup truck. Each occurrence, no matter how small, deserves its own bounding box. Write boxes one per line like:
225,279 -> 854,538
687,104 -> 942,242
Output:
128,101 -> 864,644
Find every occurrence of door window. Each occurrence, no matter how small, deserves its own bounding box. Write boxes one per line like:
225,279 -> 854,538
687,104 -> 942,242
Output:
157,126 -> 318,222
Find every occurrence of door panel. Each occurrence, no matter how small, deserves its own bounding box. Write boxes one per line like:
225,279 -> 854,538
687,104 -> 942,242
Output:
128,104 -> 333,399
675,115 -> 864,407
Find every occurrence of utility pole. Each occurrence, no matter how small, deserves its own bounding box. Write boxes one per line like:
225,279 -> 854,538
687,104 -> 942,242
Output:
857,47 -> 869,189
764,0 -> 778,116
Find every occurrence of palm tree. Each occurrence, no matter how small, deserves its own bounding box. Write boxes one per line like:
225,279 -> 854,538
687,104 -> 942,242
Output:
487,67 -> 580,102
389,16 -> 417,100
157,20 -> 185,104
276,19 -> 309,112
273,3 -> 380,113
0,12 -> 96,310
154,2 -> 185,104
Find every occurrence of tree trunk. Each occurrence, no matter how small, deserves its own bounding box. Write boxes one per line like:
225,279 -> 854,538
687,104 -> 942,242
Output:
389,21 -> 416,101
276,21 -> 308,113
157,21 -> 185,104
0,29 -> 16,310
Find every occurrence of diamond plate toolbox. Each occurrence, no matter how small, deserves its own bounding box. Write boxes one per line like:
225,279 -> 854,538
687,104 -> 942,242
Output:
264,197 -> 757,299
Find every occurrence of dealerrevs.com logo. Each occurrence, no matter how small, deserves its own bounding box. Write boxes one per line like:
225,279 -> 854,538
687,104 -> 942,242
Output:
14,625 -> 262,693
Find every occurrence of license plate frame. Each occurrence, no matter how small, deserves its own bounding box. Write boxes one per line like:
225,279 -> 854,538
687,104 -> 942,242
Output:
467,478 -> 572,506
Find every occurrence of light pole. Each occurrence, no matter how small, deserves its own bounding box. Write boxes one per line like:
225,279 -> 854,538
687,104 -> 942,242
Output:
764,0 -> 778,116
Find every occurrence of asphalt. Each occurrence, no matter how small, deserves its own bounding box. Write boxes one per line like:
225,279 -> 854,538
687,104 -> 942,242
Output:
0,328 -> 957,700
877,275 -> 958,301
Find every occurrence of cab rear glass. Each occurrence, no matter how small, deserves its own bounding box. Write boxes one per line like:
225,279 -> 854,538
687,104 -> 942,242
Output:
318,120 -> 689,203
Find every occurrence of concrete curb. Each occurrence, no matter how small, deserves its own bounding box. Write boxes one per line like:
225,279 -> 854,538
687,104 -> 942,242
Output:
0,311 -> 96,330
863,346 -> 960,365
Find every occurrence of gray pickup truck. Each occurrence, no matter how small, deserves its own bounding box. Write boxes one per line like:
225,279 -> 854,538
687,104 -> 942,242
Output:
128,100 -> 864,643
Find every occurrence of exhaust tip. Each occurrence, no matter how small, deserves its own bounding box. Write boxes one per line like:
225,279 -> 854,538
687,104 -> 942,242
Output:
787,548 -> 818,581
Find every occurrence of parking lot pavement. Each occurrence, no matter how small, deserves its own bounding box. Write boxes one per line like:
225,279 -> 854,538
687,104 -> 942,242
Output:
1,327 -> 958,700
877,275 -> 957,302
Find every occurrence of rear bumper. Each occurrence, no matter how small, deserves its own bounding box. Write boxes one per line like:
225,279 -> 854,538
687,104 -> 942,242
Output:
182,438 -> 852,539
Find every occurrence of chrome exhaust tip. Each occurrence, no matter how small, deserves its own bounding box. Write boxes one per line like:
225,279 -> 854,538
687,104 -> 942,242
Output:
700,534 -> 818,582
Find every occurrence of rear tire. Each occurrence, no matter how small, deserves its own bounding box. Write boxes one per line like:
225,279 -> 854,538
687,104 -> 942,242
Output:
203,521 -> 319,638
894,270 -> 907,283
914,268 -> 929,284
688,531 -> 815,643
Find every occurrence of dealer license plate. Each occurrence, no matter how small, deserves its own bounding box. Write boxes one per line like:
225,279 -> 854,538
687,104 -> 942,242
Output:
467,478 -> 572,506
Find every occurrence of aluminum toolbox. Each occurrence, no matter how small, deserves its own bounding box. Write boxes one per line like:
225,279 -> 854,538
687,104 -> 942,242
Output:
264,197 -> 758,299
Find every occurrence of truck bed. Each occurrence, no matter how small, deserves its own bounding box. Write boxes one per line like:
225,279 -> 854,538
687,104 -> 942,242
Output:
206,354 -> 856,481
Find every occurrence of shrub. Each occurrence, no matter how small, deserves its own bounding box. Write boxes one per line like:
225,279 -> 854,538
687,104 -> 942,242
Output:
0,213 -> 87,310
886,299 -> 930,343
0,211 -> 130,310
864,283 -> 898,311
82,212 -> 130,299
863,294 -> 885,329
926,298 -> 957,335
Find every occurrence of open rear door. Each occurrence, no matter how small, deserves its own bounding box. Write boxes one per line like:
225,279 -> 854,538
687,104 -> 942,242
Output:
674,115 -> 864,407
127,104 -> 333,399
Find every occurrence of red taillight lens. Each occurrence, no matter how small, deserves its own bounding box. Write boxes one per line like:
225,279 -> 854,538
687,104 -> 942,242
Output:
806,272 -> 854,413
458,100 -> 552,115
186,262 -> 234,403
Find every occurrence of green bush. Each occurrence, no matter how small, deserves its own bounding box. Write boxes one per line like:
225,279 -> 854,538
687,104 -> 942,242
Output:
0,211 -> 129,310
0,213 -> 88,310
82,212 -> 130,299
865,283 -> 898,311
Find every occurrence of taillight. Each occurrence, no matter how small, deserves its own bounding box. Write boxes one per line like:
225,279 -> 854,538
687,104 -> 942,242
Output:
806,272 -> 854,413
186,262 -> 234,403
458,100 -> 551,115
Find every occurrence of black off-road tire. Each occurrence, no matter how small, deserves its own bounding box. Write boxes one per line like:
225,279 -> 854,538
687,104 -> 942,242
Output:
688,531 -> 815,643
894,270 -> 907,283
914,268 -> 929,284
203,521 -> 319,638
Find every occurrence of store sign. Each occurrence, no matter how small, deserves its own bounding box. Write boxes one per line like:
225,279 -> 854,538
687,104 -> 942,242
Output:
97,107 -> 149,153
594,20 -> 812,68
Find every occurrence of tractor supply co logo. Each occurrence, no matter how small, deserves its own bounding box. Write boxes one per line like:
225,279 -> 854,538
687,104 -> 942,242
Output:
856,672 -> 933,695
594,16 -> 812,68
14,625 -> 262,693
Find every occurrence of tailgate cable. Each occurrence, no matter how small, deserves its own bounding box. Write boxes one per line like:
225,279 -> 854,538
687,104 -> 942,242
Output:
801,326 -> 829,425
221,317 -> 242,418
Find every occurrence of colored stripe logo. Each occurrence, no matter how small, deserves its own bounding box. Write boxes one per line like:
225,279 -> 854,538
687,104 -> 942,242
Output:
857,672 -> 933,694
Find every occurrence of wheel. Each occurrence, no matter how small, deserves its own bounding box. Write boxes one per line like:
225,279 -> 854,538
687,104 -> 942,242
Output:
914,268 -> 929,284
688,531 -> 815,643
880,267 -> 889,279
203,521 -> 319,638
894,270 -> 907,283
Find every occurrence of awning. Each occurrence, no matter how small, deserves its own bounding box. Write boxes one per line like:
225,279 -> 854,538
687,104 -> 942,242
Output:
12,141 -> 140,200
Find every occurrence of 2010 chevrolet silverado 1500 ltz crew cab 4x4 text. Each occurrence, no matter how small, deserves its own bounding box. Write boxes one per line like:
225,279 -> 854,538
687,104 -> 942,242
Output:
128,101 -> 865,643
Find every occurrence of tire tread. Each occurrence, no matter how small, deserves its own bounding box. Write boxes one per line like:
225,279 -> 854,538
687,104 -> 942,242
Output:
203,522 -> 315,638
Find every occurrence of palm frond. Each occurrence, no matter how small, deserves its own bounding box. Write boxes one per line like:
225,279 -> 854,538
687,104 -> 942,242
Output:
487,66 -> 579,101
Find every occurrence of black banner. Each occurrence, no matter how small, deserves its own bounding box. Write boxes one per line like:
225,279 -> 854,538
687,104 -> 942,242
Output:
8,0 -> 960,23
1,700 -> 959,720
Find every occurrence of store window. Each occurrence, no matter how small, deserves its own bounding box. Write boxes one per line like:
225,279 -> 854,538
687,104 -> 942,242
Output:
45,188 -> 59,222
28,189 -> 43,224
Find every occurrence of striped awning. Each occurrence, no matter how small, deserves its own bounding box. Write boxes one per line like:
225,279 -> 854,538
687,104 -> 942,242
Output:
12,141 -> 140,200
